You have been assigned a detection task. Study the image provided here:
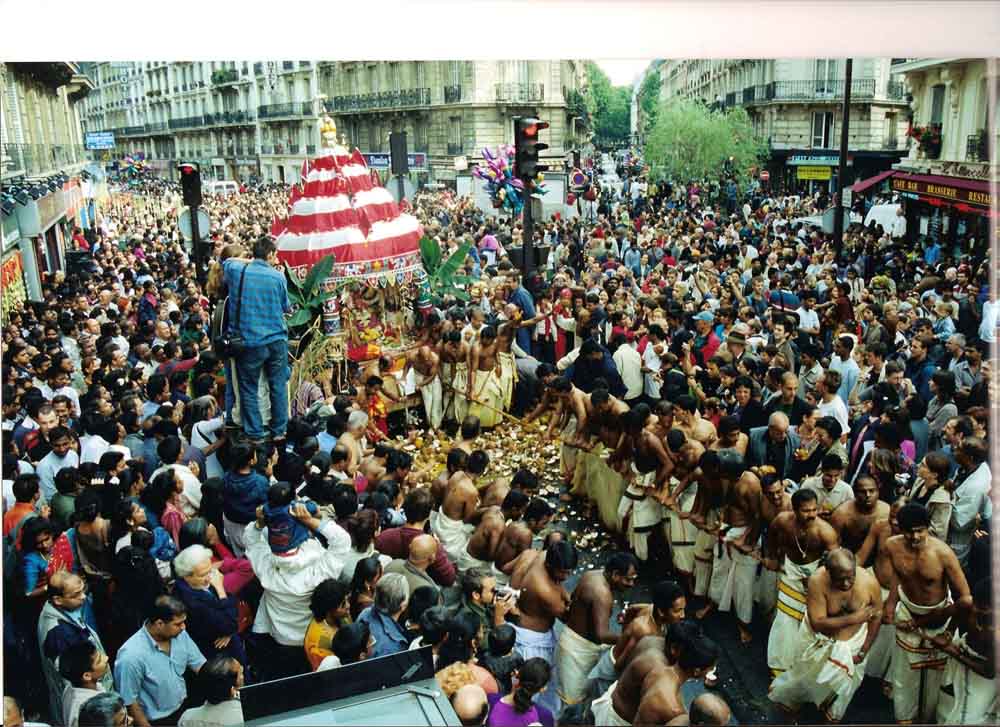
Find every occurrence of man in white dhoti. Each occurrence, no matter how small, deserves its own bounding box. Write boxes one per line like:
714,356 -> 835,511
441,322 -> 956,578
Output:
407,344 -> 443,431
764,488 -> 839,676
769,548 -> 882,722
935,578 -> 997,725
430,451 -> 487,562
878,502 -> 972,724
617,465 -> 665,562
554,553 -> 637,709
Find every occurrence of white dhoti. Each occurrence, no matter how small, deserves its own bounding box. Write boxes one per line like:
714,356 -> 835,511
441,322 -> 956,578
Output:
587,645 -> 618,701
693,508 -> 719,598
415,371 -> 443,431
497,351 -> 516,410
455,544 -> 492,574
936,632 -> 998,725
513,624 -> 560,716
664,483 -> 698,574
445,362 -> 469,423
429,510 -> 474,563
865,583 -> 894,683
707,525 -> 757,625
767,557 -> 821,678
590,682 -> 631,727
616,467 -> 665,561
755,567 -> 780,615
555,626 -> 608,707
561,415 -> 579,481
890,587 -> 952,724
768,615 -> 869,722
468,368 -> 504,428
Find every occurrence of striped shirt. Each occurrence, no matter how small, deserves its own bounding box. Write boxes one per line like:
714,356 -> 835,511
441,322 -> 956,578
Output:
223,259 -> 289,347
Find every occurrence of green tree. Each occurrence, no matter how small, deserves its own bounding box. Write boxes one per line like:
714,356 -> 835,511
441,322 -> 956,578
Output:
585,62 -> 631,147
644,98 -> 769,183
637,66 -> 661,138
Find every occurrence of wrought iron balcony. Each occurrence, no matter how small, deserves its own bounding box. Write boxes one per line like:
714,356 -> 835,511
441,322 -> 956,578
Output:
147,122 -> 170,134
306,144 -> 316,155
204,110 -> 256,126
495,83 -> 544,103
261,144 -> 273,154
282,61 -> 294,70
2,143 -> 87,177
447,142 -> 463,155
326,88 -> 431,113
168,115 -> 205,130
444,85 -> 462,103
299,61 -> 310,68
884,136 -> 899,150
886,81 -> 906,100
288,143 -> 300,154
967,131 -> 988,162
257,102 -> 313,119
254,62 -> 263,76
121,125 -> 146,136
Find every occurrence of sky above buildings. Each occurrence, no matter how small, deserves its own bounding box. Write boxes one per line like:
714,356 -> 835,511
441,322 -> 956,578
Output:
597,59 -> 654,87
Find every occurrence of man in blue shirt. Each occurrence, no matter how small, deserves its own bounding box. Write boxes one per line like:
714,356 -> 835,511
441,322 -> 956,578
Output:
114,595 -> 206,726
223,237 -> 291,445
565,339 -> 627,399
356,573 -> 410,658
504,270 -> 539,355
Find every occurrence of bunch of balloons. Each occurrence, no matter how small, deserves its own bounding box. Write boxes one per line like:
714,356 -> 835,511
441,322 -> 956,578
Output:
472,146 -> 546,215
120,154 -> 146,177
566,167 -> 597,206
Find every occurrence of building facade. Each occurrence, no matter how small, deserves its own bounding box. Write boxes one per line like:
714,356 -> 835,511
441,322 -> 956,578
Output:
889,58 -> 996,250
2,62 -> 94,310
78,60 -> 588,188
659,59 -> 911,193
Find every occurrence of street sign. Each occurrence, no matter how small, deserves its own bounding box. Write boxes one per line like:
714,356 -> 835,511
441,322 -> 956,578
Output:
841,187 -> 853,209
178,208 -> 211,242
85,132 -> 116,150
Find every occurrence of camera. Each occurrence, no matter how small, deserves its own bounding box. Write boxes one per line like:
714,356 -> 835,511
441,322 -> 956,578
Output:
495,586 -> 521,602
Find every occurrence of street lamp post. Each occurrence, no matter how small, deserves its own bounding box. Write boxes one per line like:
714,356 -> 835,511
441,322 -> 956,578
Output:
833,58 -> 853,255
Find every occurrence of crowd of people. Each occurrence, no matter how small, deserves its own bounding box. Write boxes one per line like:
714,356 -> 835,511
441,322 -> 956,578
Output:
1,154 -> 996,727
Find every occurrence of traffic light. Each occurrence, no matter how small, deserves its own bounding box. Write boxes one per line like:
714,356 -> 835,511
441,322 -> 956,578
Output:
177,161 -> 202,207
514,118 -> 549,191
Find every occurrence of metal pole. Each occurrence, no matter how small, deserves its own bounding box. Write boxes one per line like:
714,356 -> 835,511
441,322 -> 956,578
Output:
190,204 -> 205,286
522,194 -> 534,279
833,59 -> 853,255
396,174 -> 405,206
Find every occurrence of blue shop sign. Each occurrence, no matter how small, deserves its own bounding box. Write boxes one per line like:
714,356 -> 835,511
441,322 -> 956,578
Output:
85,132 -> 116,150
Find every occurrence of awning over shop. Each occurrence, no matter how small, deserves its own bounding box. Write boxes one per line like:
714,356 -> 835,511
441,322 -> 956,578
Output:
850,169 -> 896,193
891,172 -> 992,208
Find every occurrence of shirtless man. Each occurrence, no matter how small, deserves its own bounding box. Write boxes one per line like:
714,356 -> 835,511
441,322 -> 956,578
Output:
493,497 -> 554,583
357,442 -> 392,493
588,580 -> 687,700
432,448 -> 467,509
763,488 -> 839,678
580,385 -> 630,452
438,331 -> 470,422
593,622 -> 718,727
432,450 -> 488,562
406,343 -> 443,431
457,490 -> 528,572
769,548 -> 882,722
672,395 -> 717,448
506,540 -> 579,715
466,326 -> 503,428
878,502 -> 972,723
544,377 -> 591,488
453,415 -> 481,456
709,415 -> 747,456
481,467 -> 535,509
555,553 -> 638,706
830,476 -> 889,555
704,453 -> 763,643
752,474 -> 794,619
523,363 -> 560,425
338,410 -> 370,478
856,497 -> 906,688
666,693 -> 732,726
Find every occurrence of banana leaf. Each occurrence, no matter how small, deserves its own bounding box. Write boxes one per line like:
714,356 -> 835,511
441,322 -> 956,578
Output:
286,308 -> 314,327
434,241 -> 471,282
284,262 -> 304,292
419,236 -> 442,274
302,254 -> 336,297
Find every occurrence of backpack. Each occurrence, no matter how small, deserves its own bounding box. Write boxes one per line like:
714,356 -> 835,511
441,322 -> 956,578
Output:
2,512 -> 36,602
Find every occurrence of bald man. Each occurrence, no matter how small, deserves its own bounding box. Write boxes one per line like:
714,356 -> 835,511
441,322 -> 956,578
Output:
769,548 -> 881,723
384,534 -> 441,599
452,684 -> 489,727
666,693 -> 732,726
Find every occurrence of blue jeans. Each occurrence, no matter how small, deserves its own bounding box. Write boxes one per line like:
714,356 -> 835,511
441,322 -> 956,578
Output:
235,338 -> 289,440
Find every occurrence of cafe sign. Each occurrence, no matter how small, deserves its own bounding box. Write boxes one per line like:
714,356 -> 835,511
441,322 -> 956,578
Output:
797,166 -> 832,181
892,176 -> 992,208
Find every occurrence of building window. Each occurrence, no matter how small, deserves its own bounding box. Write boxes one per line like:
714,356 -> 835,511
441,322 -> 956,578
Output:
885,112 -> 897,147
450,61 -> 462,87
370,65 -> 379,94
390,63 -> 401,93
929,84 -> 945,125
415,62 -> 425,89
814,59 -> 838,95
812,111 -> 834,148
449,116 -> 462,146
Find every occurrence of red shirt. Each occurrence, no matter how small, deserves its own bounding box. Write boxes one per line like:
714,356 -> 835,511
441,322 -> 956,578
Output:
375,526 -> 456,586
3,502 -> 35,549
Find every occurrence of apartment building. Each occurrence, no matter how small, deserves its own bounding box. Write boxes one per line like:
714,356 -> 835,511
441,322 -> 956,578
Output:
1,62 -> 93,308
659,59 -> 911,194
889,58 -> 995,249
79,60 -> 588,188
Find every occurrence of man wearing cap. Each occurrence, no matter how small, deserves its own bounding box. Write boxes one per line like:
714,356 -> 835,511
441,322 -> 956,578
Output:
719,327 -> 748,368
691,312 -> 720,368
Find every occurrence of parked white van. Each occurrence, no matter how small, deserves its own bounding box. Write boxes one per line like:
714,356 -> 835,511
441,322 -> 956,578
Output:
205,180 -> 239,196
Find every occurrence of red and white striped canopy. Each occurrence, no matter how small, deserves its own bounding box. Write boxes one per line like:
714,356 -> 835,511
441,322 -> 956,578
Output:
274,146 -> 424,285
